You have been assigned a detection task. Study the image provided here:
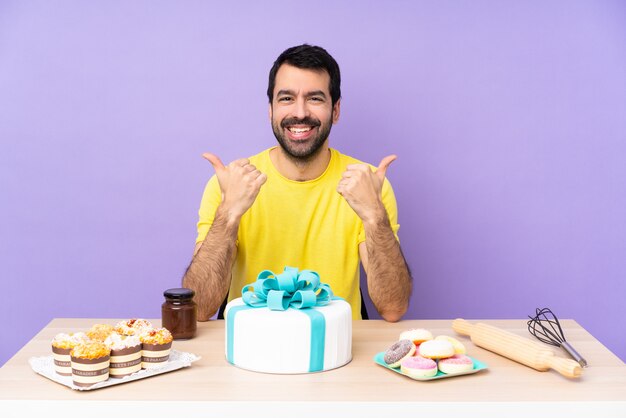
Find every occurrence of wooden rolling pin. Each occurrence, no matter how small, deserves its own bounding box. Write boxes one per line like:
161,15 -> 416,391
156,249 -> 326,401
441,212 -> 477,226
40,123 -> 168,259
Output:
452,318 -> 582,378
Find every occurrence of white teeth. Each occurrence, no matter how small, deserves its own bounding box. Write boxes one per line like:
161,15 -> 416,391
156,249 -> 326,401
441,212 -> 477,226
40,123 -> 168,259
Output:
288,127 -> 312,134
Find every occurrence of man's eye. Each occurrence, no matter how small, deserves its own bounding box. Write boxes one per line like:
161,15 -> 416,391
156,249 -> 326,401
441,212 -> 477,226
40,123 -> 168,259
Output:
278,97 -> 292,102
310,97 -> 323,102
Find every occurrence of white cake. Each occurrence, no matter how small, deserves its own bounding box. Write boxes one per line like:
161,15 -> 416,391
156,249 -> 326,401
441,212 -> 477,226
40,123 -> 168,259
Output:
225,297 -> 352,374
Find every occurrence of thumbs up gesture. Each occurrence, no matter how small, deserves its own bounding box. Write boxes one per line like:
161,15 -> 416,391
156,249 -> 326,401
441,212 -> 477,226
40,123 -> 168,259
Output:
337,155 -> 397,223
203,152 -> 267,219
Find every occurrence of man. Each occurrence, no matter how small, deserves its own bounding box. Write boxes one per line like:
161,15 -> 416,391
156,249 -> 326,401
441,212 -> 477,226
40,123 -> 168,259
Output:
183,44 -> 412,322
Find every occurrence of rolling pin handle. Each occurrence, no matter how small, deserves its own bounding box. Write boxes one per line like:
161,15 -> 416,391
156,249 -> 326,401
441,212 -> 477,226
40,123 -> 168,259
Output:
546,355 -> 583,378
452,318 -> 474,336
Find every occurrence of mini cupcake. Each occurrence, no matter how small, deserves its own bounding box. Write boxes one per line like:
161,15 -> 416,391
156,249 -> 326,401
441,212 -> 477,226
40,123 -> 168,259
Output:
104,333 -> 142,378
70,341 -> 111,387
51,332 -> 90,376
115,318 -> 153,336
87,324 -> 115,342
140,328 -> 173,369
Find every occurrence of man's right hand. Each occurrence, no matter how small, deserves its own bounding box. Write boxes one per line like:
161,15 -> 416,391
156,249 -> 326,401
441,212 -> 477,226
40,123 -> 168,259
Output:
202,152 -> 267,220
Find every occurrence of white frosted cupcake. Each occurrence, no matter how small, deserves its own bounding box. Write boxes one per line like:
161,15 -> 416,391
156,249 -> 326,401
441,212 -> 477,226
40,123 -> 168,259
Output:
51,332 -> 90,376
105,333 -> 142,378
70,341 -> 111,387
114,319 -> 153,336
140,328 -> 173,369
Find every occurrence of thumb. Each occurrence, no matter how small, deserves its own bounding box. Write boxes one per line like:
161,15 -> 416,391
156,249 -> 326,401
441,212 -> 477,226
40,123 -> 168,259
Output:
376,154 -> 397,180
202,152 -> 226,172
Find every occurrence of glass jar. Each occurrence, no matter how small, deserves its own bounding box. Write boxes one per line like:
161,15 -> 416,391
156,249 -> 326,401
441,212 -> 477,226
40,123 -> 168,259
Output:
161,288 -> 197,340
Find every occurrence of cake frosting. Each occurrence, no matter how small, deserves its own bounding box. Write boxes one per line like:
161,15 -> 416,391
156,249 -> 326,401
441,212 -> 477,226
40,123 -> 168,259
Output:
115,319 -> 153,336
71,341 -> 111,359
105,333 -> 141,351
87,324 -> 115,342
224,266 -> 352,374
225,297 -> 352,374
51,332 -> 89,350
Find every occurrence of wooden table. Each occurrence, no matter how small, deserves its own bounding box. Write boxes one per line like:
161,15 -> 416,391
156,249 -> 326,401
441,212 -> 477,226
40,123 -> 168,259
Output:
1,318 -> 625,417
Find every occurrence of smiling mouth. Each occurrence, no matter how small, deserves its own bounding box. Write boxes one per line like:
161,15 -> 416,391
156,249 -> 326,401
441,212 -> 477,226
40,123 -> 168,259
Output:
287,126 -> 313,134
284,124 -> 318,141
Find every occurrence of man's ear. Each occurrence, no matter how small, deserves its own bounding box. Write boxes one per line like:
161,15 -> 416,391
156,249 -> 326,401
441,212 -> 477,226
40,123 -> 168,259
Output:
268,103 -> 273,121
332,99 -> 341,124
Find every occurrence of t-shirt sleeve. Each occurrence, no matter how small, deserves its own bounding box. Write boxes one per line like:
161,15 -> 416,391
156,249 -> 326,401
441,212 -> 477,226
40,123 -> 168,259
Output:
195,175 -> 222,244
357,177 -> 400,244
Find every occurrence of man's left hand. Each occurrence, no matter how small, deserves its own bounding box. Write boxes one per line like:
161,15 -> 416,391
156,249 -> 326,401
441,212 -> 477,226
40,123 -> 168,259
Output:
337,155 -> 397,223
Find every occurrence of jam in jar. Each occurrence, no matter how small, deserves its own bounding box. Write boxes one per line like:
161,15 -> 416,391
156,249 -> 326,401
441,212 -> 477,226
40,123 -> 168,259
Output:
162,288 -> 197,340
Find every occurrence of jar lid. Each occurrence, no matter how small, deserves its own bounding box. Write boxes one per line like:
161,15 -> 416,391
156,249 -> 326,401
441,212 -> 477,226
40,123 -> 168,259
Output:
164,288 -> 195,300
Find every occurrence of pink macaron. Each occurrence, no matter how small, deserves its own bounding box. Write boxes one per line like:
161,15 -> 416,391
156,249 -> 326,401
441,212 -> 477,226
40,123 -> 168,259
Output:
438,354 -> 474,374
400,355 -> 438,378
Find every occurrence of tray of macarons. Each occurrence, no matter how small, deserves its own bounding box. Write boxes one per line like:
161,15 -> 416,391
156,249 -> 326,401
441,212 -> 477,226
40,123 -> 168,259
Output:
374,328 -> 488,381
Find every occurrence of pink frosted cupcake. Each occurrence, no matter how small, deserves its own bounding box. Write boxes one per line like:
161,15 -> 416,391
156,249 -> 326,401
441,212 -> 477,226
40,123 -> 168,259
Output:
70,341 -> 111,387
105,333 -> 142,378
140,328 -> 173,369
114,318 -> 153,336
51,332 -> 90,376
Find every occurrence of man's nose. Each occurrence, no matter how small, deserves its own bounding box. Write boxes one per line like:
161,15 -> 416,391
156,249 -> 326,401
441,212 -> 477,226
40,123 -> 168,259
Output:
292,98 -> 309,120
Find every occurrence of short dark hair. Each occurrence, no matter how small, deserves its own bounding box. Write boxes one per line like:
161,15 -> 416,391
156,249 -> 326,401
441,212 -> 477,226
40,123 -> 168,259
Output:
267,44 -> 341,106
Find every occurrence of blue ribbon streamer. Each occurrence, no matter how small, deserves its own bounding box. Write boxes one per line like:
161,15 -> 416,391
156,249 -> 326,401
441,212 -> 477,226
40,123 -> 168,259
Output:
227,267 -> 335,372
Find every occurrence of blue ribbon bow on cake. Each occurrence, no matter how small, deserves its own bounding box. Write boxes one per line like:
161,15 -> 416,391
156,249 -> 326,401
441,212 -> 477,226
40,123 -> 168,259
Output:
241,266 -> 334,310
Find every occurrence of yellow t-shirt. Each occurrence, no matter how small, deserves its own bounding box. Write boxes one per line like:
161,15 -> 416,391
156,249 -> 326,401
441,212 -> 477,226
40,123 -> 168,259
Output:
195,147 -> 400,319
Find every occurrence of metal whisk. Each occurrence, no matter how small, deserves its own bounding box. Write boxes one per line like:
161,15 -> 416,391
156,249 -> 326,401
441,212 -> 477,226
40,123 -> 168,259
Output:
527,307 -> 587,367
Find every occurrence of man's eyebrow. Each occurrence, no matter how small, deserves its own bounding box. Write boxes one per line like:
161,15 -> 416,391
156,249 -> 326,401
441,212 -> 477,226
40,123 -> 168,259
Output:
276,89 -> 327,98
276,89 -> 295,97
306,90 -> 327,98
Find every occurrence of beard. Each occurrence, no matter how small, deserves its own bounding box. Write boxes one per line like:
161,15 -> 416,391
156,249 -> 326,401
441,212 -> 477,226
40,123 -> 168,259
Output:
272,113 -> 333,162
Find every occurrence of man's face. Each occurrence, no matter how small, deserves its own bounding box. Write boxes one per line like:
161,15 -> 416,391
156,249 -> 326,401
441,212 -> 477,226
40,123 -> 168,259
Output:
270,64 -> 340,161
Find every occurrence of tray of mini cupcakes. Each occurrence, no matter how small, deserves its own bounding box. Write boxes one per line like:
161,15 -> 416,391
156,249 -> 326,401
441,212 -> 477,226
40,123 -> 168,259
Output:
374,328 -> 488,381
30,319 -> 200,390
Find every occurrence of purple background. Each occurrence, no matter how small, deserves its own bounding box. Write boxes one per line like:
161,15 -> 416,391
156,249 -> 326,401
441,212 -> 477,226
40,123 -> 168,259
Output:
1,1 -> 625,366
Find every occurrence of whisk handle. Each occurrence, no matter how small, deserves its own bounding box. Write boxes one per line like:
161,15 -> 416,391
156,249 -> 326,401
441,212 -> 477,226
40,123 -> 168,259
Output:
562,341 -> 588,368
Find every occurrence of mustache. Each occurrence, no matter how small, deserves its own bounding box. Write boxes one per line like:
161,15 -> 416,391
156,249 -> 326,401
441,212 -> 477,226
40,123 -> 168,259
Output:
281,117 -> 321,128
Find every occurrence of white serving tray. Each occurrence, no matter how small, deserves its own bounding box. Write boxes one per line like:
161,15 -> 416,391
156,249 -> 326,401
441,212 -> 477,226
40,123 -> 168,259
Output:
29,349 -> 200,391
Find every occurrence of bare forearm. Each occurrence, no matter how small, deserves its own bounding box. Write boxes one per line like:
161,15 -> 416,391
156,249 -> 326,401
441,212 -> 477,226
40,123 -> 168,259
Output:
364,214 -> 412,322
182,206 -> 239,321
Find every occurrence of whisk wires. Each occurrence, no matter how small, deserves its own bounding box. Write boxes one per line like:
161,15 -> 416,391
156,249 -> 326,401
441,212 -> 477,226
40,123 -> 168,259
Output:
527,307 -> 588,367
527,307 -> 566,347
